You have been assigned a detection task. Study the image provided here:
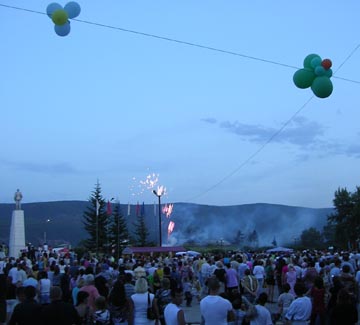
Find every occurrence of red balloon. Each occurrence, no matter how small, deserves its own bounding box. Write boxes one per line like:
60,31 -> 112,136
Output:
321,59 -> 332,70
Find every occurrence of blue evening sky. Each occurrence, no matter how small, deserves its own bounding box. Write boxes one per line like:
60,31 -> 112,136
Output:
1,1 -> 359,208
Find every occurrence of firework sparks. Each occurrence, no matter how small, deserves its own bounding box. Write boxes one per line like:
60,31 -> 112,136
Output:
168,221 -> 175,239
162,203 -> 174,218
130,173 -> 163,197
156,185 -> 166,196
140,173 -> 159,189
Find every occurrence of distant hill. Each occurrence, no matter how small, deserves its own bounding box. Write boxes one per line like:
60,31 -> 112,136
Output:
0,201 -> 333,247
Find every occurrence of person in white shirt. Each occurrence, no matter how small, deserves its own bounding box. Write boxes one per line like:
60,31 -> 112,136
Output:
200,277 -> 234,325
285,282 -> 312,325
252,260 -> 265,296
164,288 -> 186,325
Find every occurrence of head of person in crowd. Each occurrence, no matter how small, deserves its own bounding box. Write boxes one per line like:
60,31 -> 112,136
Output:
257,292 -> 268,306
24,285 -> 37,300
109,280 -> 127,307
15,286 -> 26,303
134,277 -> 148,294
282,283 -> 291,293
95,296 -> 107,311
207,277 -> 220,294
163,266 -> 171,276
294,282 -> 306,297
76,291 -> 89,306
124,272 -> 133,284
313,276 -> 324,289
170,287 -> 183,306
216,261 -> 224,269
84,274 -> 95,286
342,264 -> 351,274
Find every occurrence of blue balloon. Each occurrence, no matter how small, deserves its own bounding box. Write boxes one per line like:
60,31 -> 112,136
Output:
310,57 -> 322,69
46,2 -> 62,17
64,2 -> 81,19
314,66 -> 326,76
54,21 -> 71,36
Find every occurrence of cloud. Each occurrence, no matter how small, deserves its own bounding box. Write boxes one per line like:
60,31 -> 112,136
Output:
201,117 -> 217,124
0,159 -> 78,174
219,116 -> 324,147
203,116 -> 360,159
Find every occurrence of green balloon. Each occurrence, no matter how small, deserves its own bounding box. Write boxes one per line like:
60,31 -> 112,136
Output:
324,68 -> 333,78
311,76 -> 333,98
303,54 -> 321,69
293,68 -> 316,89
52,9 -> 68,26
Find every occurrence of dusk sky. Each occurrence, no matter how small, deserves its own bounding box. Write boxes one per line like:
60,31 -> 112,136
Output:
1,1 -> 359,208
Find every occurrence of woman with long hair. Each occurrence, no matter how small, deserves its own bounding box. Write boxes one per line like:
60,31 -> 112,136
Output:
75,291 -> 94,325
108,279 -> 131,324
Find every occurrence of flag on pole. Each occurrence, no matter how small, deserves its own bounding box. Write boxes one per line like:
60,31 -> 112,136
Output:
127,202 -> 130,216
136,202 -> 140,216
96,199 -> 100,217
107,200 -> 112,216
141,202 -> 145,216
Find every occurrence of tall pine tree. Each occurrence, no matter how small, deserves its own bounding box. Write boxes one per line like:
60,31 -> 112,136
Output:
132,205 -> 151,247
82,181 -> 110,255
109,203 -> 129,259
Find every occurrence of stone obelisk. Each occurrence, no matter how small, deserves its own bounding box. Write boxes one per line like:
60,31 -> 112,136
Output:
9,189 -> 25,258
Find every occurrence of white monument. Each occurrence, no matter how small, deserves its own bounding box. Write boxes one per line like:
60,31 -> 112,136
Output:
9,189 -> 26,258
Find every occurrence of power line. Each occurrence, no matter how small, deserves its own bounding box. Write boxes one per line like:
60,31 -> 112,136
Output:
0,3 -> 359,84
186,95 -> 314,201
1,2 -> 360,202
187,42 -> 360,202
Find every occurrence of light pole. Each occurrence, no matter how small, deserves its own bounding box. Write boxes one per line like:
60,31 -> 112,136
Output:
152,189 -> 164,247
43,219 -> 50,245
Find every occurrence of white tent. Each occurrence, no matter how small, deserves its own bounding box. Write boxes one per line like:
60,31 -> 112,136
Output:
266,247 -> 293,253
175,250 -> 201,257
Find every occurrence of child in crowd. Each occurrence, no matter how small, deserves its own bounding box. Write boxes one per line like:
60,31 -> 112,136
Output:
94,296 -> 111,325
182,277 -> 193,307
191,276 -> 201,302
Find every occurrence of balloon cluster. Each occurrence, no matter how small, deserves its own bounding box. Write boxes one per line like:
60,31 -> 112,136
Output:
293,54 -> 333,98
46,2 -> 81,37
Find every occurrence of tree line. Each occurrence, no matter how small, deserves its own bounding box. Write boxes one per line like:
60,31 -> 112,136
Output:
81,181 -> 154,258
80,182 -> 360,254
300,186 -> 360,250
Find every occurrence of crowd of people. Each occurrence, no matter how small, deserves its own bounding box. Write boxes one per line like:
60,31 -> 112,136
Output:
0,247 -> 359,324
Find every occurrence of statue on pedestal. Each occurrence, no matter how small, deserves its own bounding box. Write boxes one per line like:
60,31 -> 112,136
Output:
14,189 -> 23,210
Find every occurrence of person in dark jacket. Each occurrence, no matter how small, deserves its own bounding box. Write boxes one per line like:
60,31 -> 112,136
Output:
8,286 -> 42,325
41,286 -> 80,325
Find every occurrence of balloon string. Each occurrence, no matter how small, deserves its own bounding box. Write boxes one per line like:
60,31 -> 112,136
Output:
0,3 -> 360,84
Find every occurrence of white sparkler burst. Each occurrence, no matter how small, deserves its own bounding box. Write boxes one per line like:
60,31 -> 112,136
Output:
156,185 -> 166,196
140,173 -> 159,189
130,173 -> 160,197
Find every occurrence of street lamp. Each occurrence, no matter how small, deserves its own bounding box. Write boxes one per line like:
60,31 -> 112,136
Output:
43,219 -> 51,245
152,187 -> 164,247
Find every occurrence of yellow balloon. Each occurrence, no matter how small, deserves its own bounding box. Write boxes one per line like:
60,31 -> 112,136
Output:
52,9 -> 68,26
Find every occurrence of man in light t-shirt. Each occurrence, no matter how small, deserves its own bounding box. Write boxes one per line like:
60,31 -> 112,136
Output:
200,277 -> 234,325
